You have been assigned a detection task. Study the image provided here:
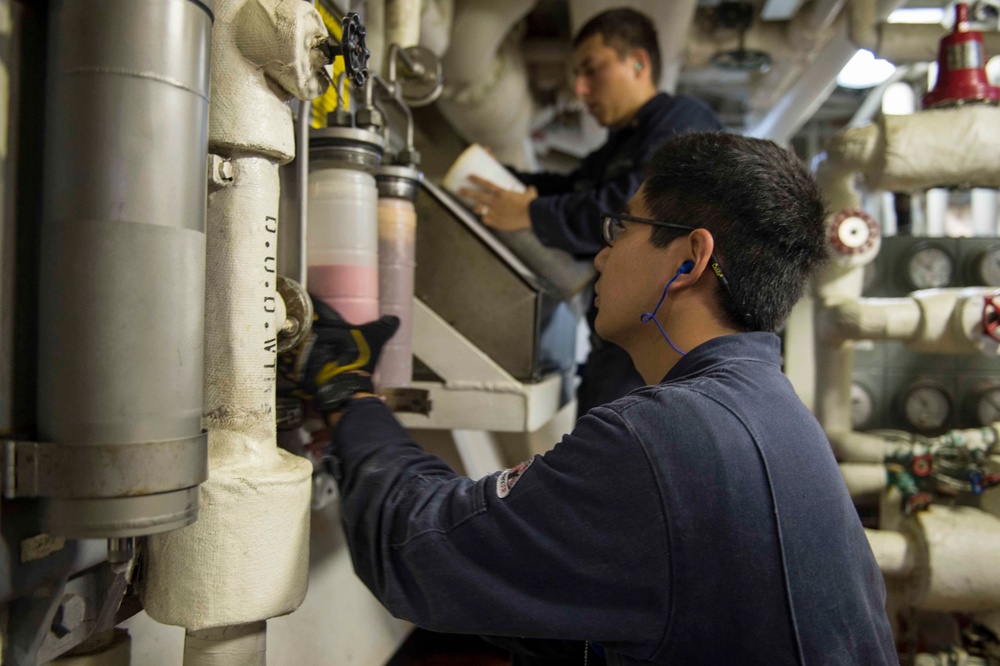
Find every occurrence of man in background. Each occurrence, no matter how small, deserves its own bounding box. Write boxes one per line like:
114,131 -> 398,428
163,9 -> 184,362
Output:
462,8 -> 723,414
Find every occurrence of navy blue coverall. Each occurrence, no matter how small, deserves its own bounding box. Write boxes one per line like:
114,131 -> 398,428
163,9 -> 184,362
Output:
331,333 -> 897,665
510,93 -> 724,415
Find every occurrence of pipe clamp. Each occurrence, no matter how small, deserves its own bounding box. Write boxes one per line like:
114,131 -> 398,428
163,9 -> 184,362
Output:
2,432 -> 208,499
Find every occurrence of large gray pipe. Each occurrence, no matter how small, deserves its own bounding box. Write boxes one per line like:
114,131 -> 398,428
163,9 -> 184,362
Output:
37,0 -> 212,537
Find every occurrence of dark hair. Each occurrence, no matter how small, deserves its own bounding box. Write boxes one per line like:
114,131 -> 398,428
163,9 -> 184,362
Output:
573,8 -> 661,83
643,132 -> 828,333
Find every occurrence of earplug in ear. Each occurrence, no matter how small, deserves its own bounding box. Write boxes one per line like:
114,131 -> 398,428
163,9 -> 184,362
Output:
635,61 -> 643,71
678,260 -> 694,274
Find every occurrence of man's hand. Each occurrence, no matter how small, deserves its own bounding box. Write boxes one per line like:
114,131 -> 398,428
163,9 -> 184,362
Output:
459,175 -> 538,232
279,296 -> 399,413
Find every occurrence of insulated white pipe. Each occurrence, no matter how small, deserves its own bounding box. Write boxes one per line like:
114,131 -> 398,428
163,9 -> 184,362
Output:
905,506 -> 1000,611
143,0 -> 329,657
437,0 -> 538,169
386,0 -> 422,50
864,528 -> 916,578
842,463 -> 889,497
184,623 -> 266,665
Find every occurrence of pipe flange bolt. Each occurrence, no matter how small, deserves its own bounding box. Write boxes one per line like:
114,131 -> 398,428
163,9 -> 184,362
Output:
828,209 -> 879,256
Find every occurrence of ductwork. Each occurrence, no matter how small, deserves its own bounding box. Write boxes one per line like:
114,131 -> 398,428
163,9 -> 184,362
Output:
436,0 -> 538,169
143,0 -> 329,660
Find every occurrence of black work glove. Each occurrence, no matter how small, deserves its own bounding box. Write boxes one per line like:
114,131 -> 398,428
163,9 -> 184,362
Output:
279,296 -> 399,413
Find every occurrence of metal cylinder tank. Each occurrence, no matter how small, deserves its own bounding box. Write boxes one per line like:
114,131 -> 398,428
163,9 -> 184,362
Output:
307,126 -> 384,324
376,165 -> 419,388
37,0 -> 211,537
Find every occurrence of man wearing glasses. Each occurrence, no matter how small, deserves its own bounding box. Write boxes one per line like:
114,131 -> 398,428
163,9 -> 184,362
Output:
289,133 -> 897,664
460,7 -> 723,415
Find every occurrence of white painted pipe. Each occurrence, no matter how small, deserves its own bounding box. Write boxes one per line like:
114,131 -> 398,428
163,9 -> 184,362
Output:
905,506 -> 1000,611
184,623 -> 266,666
386,0 -> 422,50
972,188 -> 998,237
437,0 -> 538,168
820,297 -> 922,342
841,463 -> 888,497
864,528 -> 915,578
143,0 -> 328,654
829,430 -> 897,463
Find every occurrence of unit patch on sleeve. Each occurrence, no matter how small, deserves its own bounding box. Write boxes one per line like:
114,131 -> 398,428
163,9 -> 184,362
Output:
496,459 -> 534,498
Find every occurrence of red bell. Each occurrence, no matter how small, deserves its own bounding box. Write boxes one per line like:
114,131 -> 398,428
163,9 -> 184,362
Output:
923,3 -> 1000,108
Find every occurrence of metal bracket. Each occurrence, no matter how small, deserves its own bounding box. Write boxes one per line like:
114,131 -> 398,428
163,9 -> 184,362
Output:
2,432 -> 208,499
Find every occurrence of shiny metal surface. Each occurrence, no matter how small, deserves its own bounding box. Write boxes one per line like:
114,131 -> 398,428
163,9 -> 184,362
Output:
309,125 -> 385,172
947,40 -> 984,70
38,0 -> 211,536
376,165 -> 421,201
415,182 -> 574,381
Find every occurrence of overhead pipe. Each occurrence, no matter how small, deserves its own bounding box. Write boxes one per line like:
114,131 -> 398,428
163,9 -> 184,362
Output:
143,0 -> 330,660
785,106 -> 1000,449
437,0 -> 538,169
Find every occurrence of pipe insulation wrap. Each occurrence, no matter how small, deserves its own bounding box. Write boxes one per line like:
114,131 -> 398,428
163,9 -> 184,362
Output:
873,108 -> 1000,192
184,622 -> 266,666
377,197 -> 416,388
905,506 -> 1000,611
386,0 -> 423,49
210,0 -> 330,162
144,156 -> 312,630
38,0 -> 211,536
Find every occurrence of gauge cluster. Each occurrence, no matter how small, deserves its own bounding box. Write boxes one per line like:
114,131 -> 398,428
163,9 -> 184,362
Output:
852,236 -> 1000,434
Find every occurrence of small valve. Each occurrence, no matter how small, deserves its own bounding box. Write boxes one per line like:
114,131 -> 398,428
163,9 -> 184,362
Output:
828,209 -> 879,256
983,291 -> 1000,342
318,12 -> 371,88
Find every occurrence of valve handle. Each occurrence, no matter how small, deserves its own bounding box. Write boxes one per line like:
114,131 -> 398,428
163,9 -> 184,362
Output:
339,12 -> 370,88
983,292 -> 1000,342
318,12 -> 371,88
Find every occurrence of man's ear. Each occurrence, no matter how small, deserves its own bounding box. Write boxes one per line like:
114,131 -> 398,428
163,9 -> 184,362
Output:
674,229 -> 716,286
632,49 -> 651,78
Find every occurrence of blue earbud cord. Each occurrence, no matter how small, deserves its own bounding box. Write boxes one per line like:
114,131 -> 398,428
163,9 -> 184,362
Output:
640,266 -> 689,356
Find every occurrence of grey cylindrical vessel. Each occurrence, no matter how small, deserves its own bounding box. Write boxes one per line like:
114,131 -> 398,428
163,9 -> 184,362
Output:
37,0 -> 212,537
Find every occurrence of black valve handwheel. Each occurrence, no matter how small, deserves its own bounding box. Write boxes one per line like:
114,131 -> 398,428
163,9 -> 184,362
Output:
340,12 -> 371,87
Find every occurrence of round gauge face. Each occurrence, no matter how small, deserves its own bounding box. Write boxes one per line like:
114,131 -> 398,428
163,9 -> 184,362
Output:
975,387 -> 1000,426
851,382 -> 875,430
907,246 -> 954,289
903,384 -> 951,431
976,247 -> 1000,286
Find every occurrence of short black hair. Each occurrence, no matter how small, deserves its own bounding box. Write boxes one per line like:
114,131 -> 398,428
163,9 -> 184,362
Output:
643,133 -> 828,333
573,8 -> 661,83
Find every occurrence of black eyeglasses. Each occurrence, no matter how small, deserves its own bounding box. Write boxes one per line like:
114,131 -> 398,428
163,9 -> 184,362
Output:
601,212 -> 751,327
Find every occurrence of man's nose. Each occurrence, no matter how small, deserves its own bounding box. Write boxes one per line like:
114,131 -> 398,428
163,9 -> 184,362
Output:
574,75 -> 589,99
594,245 -> 609,272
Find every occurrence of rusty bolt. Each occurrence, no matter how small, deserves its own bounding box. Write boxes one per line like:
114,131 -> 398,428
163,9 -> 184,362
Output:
51,593 -> 86,638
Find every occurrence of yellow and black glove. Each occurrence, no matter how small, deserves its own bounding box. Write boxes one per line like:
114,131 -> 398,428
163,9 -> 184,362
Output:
279,295 -> 399,413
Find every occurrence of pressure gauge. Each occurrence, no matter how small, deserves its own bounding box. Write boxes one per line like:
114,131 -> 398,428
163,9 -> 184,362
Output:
975,246 -> 1000,286
851,382 -> 875,430
902,382 -> 952,431
906,245 -> 954,289
974,386 -> 1000,426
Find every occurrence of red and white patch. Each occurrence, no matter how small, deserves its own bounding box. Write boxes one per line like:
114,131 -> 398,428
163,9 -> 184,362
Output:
496,459 -> 533,498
